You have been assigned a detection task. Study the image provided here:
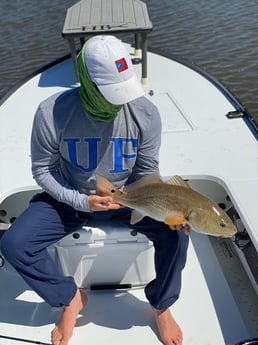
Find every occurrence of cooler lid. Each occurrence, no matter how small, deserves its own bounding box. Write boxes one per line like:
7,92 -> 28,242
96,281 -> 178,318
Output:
58,220 -> 149,246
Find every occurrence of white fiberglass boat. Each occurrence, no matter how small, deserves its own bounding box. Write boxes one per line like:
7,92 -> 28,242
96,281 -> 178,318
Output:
0,1 -> 257,345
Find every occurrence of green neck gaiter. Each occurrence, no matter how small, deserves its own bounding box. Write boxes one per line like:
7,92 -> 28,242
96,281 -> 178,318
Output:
77,46 -> 122,122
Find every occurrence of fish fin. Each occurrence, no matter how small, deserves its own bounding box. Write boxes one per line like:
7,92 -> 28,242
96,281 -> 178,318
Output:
96,174 -> 120,197
165,175 -> 190,188
130,210 -> 145,225
124,174 -> 163,192
165,212 -> 187,226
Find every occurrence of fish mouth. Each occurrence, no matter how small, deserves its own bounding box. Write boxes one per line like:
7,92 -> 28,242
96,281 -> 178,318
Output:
212,231 -> 237,238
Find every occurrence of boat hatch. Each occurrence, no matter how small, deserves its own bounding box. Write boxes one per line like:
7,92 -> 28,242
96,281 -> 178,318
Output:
150,92 -> 194,133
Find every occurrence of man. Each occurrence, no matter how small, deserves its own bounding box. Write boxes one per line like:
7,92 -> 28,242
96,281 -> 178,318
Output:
1,36 -> 189,345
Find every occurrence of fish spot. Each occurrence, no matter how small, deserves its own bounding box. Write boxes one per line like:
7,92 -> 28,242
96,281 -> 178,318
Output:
220,220 -> 226,228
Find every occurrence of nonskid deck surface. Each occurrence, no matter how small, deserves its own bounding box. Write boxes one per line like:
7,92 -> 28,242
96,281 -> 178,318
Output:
0,231 -> 257,345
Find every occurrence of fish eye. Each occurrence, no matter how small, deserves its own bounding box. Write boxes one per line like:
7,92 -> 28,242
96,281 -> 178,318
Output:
111,189 -> 116,193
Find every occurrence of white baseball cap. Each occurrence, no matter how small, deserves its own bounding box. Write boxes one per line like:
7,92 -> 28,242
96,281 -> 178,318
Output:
83,35 -> 145,105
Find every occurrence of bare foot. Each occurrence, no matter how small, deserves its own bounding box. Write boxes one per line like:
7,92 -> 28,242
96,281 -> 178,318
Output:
153,308 -> 183,345
51,289 -> 87,345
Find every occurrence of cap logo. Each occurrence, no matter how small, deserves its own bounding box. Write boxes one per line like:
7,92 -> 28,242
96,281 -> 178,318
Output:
115,58 -> 128,72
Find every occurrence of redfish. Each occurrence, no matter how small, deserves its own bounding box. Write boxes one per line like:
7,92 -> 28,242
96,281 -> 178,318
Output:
96,174 -> 237,238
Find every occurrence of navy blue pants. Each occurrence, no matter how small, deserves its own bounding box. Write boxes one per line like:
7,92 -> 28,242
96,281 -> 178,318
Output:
1,192 -> 189,310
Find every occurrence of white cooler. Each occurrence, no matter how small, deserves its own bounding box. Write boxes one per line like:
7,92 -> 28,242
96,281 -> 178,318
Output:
54,221 -> 155,289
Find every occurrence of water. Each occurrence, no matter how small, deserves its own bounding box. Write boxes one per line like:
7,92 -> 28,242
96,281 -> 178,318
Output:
0,0 -> 258,123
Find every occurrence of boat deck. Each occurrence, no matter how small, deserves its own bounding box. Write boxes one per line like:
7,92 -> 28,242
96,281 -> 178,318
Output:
0,47 -> 257,249
0,44 -> 258,344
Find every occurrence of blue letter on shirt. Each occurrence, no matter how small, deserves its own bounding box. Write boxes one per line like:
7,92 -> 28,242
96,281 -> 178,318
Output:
110,138 -> 138,173
64,137 -> 101,172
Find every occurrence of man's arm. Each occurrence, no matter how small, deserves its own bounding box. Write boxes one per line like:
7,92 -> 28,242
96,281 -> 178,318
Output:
31,104 -> 91,212
129,100 -> 162,182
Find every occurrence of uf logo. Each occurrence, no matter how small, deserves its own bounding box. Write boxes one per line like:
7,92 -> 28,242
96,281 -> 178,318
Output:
64,137 -> 138,173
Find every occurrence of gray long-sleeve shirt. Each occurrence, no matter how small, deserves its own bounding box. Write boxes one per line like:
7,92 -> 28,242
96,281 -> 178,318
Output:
31,88 -> 161,212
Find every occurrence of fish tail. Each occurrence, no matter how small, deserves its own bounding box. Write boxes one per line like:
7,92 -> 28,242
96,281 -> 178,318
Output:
96,174 -> 120,197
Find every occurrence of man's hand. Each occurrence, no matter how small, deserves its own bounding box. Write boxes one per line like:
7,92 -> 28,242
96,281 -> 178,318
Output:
88,195 -> 122,212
